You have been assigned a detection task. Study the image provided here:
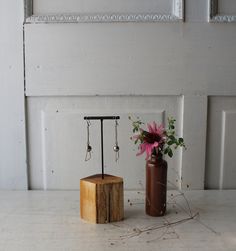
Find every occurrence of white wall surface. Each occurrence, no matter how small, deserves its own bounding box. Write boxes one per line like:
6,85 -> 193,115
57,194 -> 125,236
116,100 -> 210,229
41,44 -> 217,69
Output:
25,22 -> 236,96
33,0 -> 172,14
206,97 -> 236,189
24,0 -> 236,190
27,96 -> 183,190
1,0 -> 236,190
0,1 -> 27,189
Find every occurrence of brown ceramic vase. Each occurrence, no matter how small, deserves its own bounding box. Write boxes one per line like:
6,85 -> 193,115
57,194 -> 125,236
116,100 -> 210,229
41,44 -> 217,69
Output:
146,154 -> 167,216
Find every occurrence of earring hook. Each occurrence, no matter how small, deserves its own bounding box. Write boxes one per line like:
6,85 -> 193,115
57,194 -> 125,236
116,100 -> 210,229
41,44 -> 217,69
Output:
113,118 -> 120,162
85,119 -> 92,161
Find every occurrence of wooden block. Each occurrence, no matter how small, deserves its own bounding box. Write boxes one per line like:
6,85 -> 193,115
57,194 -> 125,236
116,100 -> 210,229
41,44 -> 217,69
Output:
80,174 -> 124,224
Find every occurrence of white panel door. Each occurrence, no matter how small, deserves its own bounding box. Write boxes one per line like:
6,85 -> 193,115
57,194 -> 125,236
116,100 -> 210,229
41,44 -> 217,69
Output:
24,0 -> 236,190
33,0 -> 172,14
206,97 -> 236,189
27,96 -> 183,190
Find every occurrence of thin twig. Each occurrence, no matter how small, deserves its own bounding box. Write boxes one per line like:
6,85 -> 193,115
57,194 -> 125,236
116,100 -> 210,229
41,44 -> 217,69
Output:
119,213 -> 199,240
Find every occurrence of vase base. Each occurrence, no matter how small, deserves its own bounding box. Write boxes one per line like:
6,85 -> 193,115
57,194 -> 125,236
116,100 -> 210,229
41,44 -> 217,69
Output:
146,210 -> 166,217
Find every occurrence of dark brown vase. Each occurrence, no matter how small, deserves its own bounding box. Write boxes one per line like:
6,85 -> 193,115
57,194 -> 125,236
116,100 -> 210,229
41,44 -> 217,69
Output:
146,154 -> 167,216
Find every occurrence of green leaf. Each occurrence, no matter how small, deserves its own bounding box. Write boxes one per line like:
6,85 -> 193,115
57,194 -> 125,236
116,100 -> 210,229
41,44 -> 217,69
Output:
167,141 -> 173,145
168,135 -> 175,141
164,148 -> 169,154
168,149 -> 173,158
178,138 -> 184,144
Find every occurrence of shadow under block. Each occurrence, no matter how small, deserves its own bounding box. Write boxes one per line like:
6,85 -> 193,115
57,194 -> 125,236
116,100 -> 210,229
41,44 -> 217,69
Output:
80,174 -> 124,224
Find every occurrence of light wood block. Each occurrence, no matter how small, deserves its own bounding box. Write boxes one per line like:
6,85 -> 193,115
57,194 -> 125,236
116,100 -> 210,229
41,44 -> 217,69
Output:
80,174 -> 124,224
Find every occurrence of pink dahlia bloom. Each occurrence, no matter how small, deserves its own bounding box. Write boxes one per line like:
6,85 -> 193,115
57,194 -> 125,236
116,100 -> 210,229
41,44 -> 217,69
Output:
136,121 -> 165,160
147,122 -> 165,137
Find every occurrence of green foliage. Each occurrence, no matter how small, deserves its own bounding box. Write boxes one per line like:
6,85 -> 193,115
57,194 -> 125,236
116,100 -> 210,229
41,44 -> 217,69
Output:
164,146 -> 173,158
162,117 -> 186,158
129,115 -> 186,158
128,116 -> 143,133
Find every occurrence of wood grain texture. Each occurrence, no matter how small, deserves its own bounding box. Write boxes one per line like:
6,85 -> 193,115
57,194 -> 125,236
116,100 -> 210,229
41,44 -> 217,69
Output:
80,174 -> 124,224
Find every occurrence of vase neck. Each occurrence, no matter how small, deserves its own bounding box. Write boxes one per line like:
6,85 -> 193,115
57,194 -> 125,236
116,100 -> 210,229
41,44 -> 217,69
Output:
151,150 -> 163,160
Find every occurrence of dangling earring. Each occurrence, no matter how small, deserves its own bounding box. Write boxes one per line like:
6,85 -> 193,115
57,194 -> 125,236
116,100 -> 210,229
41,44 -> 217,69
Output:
85,120 -> 92,161
113,119 -> 120,162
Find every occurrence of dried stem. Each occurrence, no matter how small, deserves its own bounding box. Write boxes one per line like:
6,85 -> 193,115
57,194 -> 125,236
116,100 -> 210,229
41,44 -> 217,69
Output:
119,213 -> 199,240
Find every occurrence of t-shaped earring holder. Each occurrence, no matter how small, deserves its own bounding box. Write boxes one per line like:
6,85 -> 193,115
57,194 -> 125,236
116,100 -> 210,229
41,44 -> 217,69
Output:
84,116 -> 120,179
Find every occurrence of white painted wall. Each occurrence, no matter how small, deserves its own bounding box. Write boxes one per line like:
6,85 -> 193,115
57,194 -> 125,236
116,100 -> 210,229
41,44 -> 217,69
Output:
206,97 -> 236,189
1,0 -> 236,190
27,96 -> 183,190
0,1 -> 27,189
33,0 -> 172,14
23,0 -> 236,190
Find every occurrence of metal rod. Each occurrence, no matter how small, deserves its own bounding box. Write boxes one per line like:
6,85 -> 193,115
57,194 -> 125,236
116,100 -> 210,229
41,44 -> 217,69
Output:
101,119 -> 104,179
83,116 -> 120,179
84,116 -> 120,120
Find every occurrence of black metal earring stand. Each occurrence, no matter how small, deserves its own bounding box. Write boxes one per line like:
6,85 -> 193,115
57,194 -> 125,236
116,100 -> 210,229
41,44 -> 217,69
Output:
84,116 -> 120,179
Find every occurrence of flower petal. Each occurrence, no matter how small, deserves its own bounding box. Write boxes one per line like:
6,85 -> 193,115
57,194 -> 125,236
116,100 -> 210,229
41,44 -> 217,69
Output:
147,123 -> 154,133
136,143 -> 147,156
145,144 -> 152,160
132,135 -> 140,140
152,142 -> 159,148
153,121 -> 158,132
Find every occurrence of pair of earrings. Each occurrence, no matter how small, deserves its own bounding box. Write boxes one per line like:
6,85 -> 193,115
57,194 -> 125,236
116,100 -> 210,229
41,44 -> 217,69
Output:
85,119 -> 120,162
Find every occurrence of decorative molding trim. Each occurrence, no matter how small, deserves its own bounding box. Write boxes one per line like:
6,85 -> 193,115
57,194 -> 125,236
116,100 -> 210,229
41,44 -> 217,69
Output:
211,15 -> 236,23
173,0 -> 184,20
209,0 -> 236,23
24,0 -> 184,24
24,0 -> 33,21
219,110 -> 226,189
26,13 -> 181,24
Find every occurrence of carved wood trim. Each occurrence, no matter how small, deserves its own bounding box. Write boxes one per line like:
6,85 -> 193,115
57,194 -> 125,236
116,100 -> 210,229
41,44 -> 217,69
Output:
24,0 -> 184,23
209,0 -> 236,23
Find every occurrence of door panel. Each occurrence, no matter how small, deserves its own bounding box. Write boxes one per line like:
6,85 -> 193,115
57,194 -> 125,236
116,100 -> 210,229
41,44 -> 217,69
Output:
218,0 -> 236,15
27,96 -> 182,190
24,0 -> 236,190
24,23 -> 236,96
206,97 -> 236,189
33,0 -> 172,14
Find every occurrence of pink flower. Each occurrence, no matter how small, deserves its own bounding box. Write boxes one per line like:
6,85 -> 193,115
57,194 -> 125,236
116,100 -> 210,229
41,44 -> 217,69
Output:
136,121 -> 165,160
136,141 -> 159,160
147,122 -> 165,138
